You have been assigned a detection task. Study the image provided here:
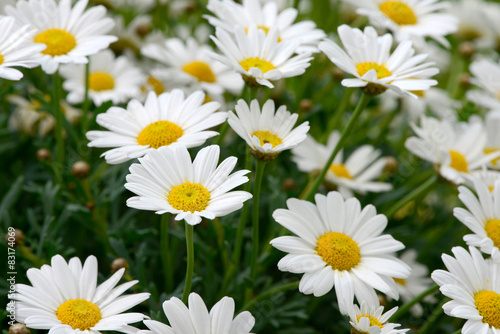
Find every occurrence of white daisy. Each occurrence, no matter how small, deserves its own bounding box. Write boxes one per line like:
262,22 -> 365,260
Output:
210,24 -> 313,88
110,15 -> 152,57
451,0 -> 494,47
464,169 -> 500,191
14,254 -> 150,334
86,90 -> 226,165
291,131 -> 392,198
454,178 -> 500,262
227,99 -> 309,161
485,111 -> 500,169
467,58 -> 500,111
138,293 -> 255,334
141,36 -> 244,96
270,191 -> 410,314
431,246 -> 500,334
205,0 -> 326,53
6,0 -> 117,74
344,0 -> 458,47
125,144 -> 252,226
60,50 -> 145,107
319,25 -> 439,96
348,302 -> 408,334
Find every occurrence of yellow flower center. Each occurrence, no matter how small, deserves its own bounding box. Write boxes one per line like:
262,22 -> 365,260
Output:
245,25 -> 283,42
89,72 -> 115,92
182,61 -> 216,83
145,76 -> 165,95
489,186 -> 495,192
485,148 -> 500,165
56,299 -> 101,330
34,29 -> 76,56
329,164 -> 353,179
356,62 -> 392,79
240,57 -> 276,73
167,182 -> 211,213
0,53 -> 3,65
485,219 -> 500,249
448,150 -> 468,173
411,90 -> 425,97
252,130 -> 282,148
356,314 -> 384,328
379,1 -> 418,25
137,120 -> 184,149
394,277 -> 407,286
316,232 -> 361,271
474,290 -> 500,329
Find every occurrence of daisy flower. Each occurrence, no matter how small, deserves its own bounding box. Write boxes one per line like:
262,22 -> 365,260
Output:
205,0 -> 325,53
227,99 -> 309,161
270,191 -> 410,313
347,302 -> 408,334
210,24 -> 313,88
86,90 -> 226,164
467,58 -> 500,111
291,132 -> 392,198
319,25 -> 439,96
464,169 -> 500,191
141,36 -> 244,96
125,144 -> 252,225
138,293 -> 255,334
431,246 -> 500,334
344,0 -> 458,46
5,0 -> 117,74
110,15 -> 152,57
14,254 -> 150,334
60,50 -> 145,107
454,177 -> 500,261
0,16 -> 45,80
451,0 -> 493,48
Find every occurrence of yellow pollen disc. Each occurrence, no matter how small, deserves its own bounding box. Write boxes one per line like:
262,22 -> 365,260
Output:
394,277 -> 406,286
34,29 -> 76,56
474,290 -> 500,328
252,130 -> 282,148
147,76 -> 165,95
316,232 -> 361,271
356,314 -> 384,328
356,62 -> 392,79
485,148 -> 500,165
448,150 -> 468,173
379,1 -> 418,25
240,57 -> 276,74
137,120 -> 183,149
56,299 -> 101,330
489,186 -> 495,192
204,94 -> 213,104
167,182 -> 211,213
329,164 -> 353,179
89,72 -> 115,92
245,26 -> 282,42
485,220 -> 500,249
182,61 -> 216,83
0,53 -> 4,65
411,90 -> 425,97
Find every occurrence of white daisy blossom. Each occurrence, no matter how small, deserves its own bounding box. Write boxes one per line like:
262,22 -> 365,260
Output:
228,99 -> 310,161
431,246 -> 500,334
467,59 -> 500,111
319,25 -> 439,97
270,191 -> 410,314
0,16 -> 45,80
138,293 -> 255,334
463,169 -> 500,191
60,50 -> 145,107
141,37 -> 244,96
210,24 -> 313,88
205,0 -> 326,53
348,302 -> 408,334
454,178 -> 500,262
15,254 -> 150,334
86,90 -> 226,165
6,0 -> 117,74
452,0 -> 494,48
344,0 -> 458,47
125,144 -> 252,226
291,132 -> 392,198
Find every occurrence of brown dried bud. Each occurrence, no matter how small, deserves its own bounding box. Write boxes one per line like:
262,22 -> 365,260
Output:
378,293 -> 387,307
85,201 -> 95,211
459,73 -> 471,88
9,323 -> 31,334
111,258 -> 129,273
136,24 -> 152,38
6,229 -> 25,247
36,148 -> 51,161
72,161 -> 91,179
331,67 -> 345,81
458,42 -> 476,59
299,99 -> 313,112
282,178 -> 297,191
384,156 -> 398,174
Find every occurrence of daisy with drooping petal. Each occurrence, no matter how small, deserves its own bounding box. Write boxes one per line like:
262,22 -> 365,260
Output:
467,58 -> 500,111
227,99 -> 309,161
125,144 -> 252,226
15,254 -> 150,334
205,0 -> 325,53
60,50 -> 145,107
319,25 -> 439,96
6,0 -> 117,74
431,246 -> 500,334
291,132 -> 392,198
86,90 -> 226,164
210,25 -> 313,88
138,293 -> 255,334
348,302 -> 408,334
270,191 -> 411,314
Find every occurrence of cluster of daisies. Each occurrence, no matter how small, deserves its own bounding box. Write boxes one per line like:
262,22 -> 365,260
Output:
4,0 -> 500,333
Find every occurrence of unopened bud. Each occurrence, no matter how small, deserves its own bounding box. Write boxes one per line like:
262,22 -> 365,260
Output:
9,324 -> 30,334
384,156 -> 398,174
36,148 -> 51,161
299,99 -> 313,112
136,24 -> 152,38
72,161 -> 91,179
459,73 -> 471,88
458,42 -> 475,59
85,201 -> 95,211
6,229 -> 25,247
332,67 -> 345,81
111,258 -> 129,273
282,178 -> 297,191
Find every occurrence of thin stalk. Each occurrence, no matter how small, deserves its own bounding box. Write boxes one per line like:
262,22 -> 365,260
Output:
389,284 -> 439,322
82,60 -> 90,135
303,93 -> 371,201
215,122 -> 230,146
160,214 -> 173,292
417,297 -> 448,334
52,71 -> 65,178
242,281 -> 299,311
182,224 -> 194,304
322,88 -> 354,143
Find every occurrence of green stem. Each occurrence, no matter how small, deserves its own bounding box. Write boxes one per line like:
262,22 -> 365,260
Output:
161,214 -> 173,293
303,93 -> 371,201
213,217 -> 230,271
242,281 -> 299,311
182,224 -> 195,304
52,71 -> 65,177
389,284 -> 439,322
417,297 -> 448,334
215,122 -> 229,146
322,88 -> 354,143
82,60 -> 90,136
